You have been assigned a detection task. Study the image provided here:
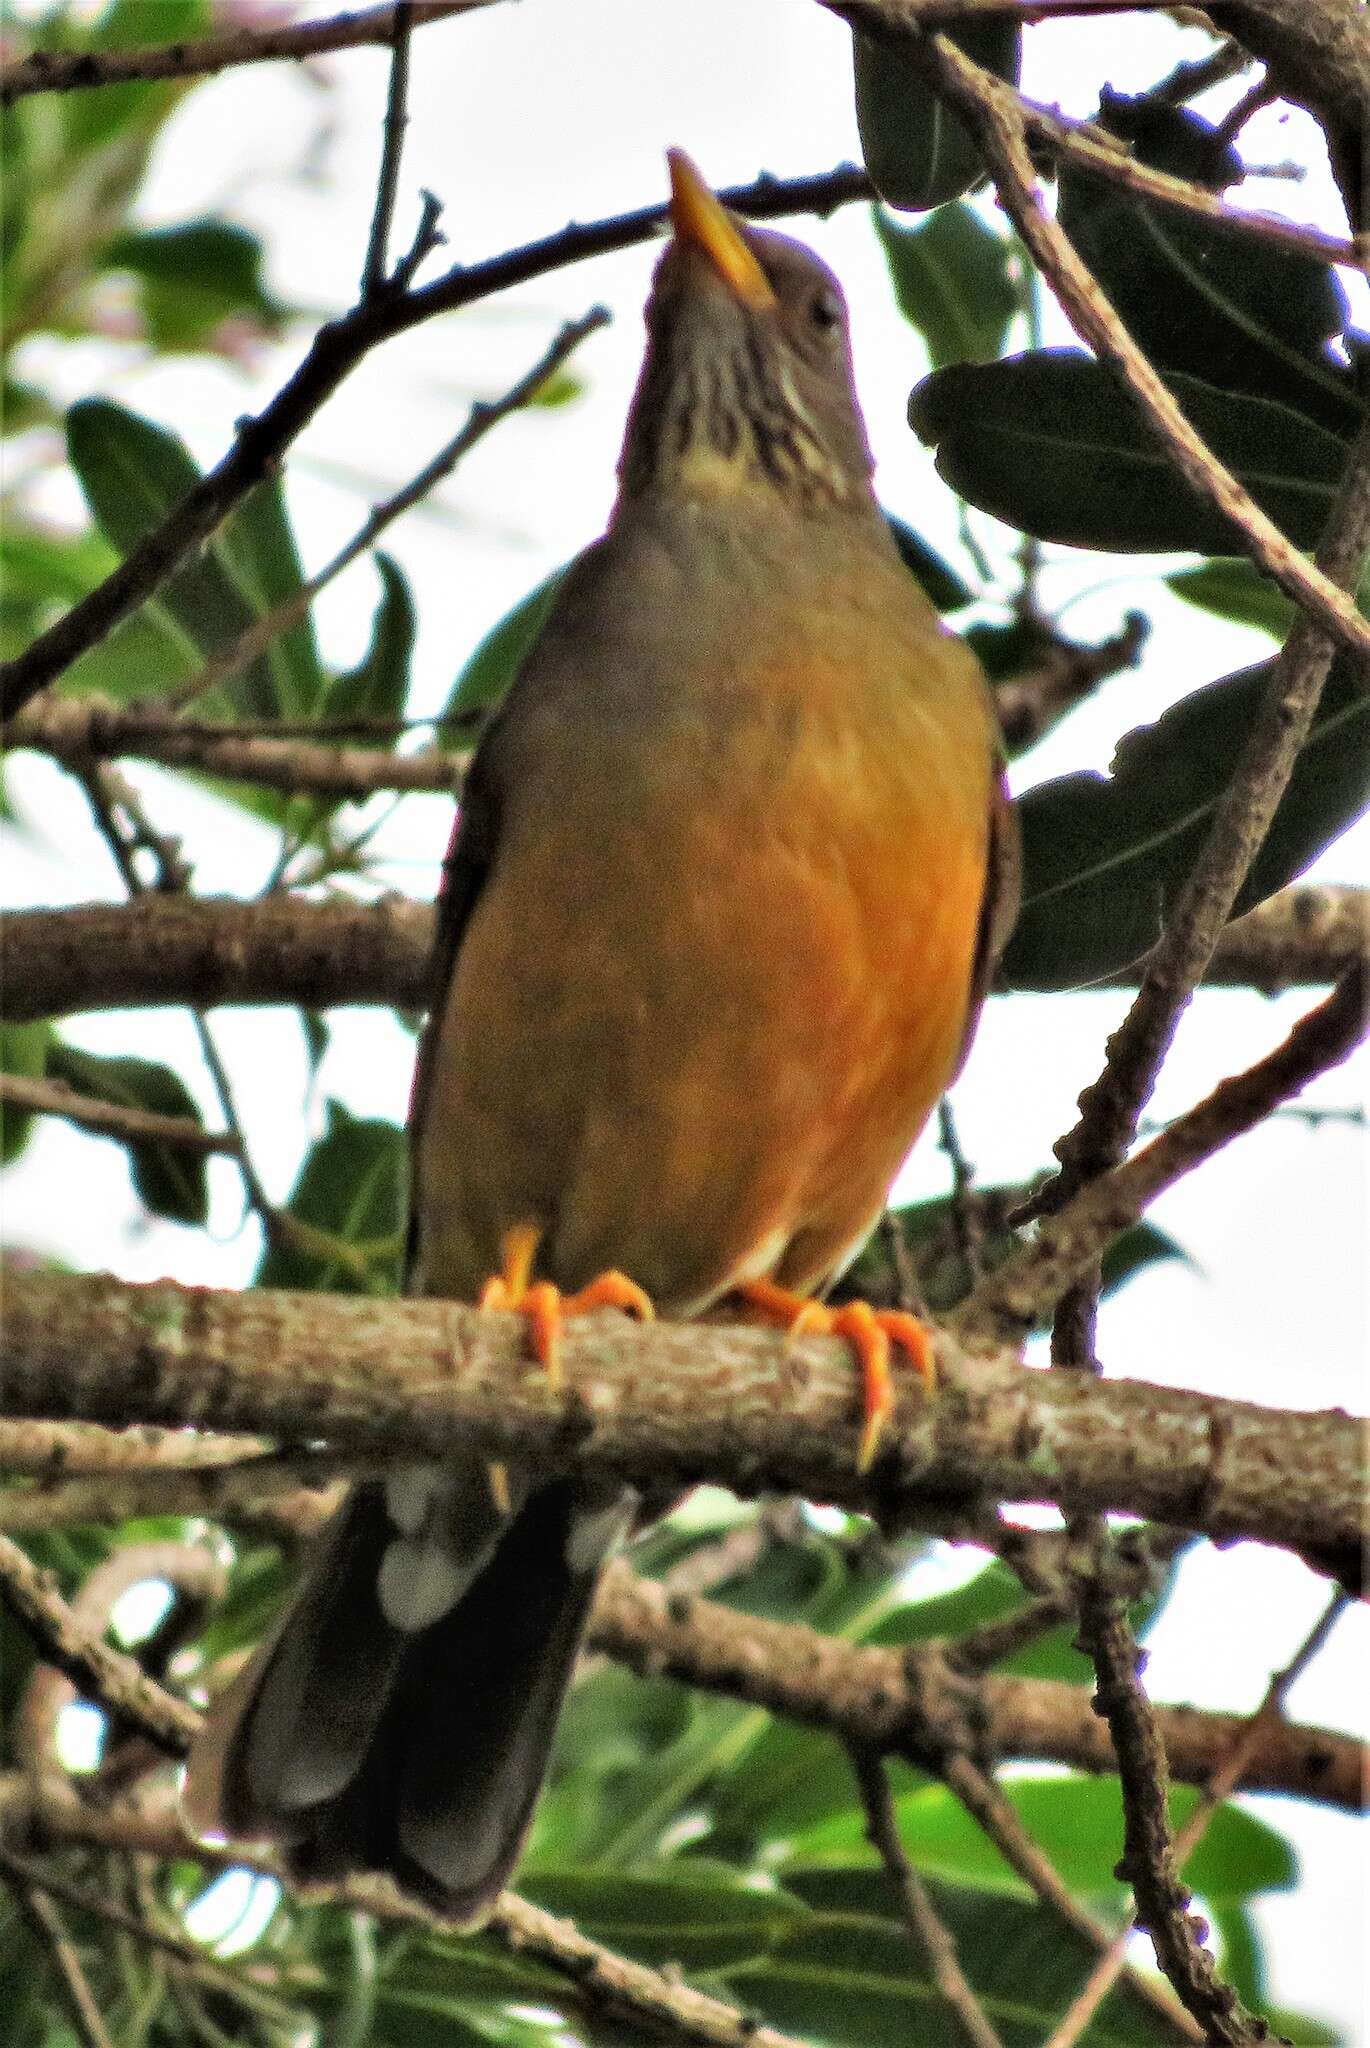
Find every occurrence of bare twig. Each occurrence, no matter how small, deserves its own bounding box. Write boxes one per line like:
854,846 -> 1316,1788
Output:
992,612 -> 1149,754
3,1870 -> 116,2048
848,1745 -> 1006,2048
0,1073 -> 239,1155
0,1531 -> 197,1757
2,1781 -> 810,2048
831,5 -> 1370,658
960,963 -> 1369,1342
1044,1591 -> 1350,2048
0,0 -> 491,104
361,2 -> 416,295
1075,1582 -> 1264,2043
1029,421 -> 1370,1228
7,102 -> 1361,727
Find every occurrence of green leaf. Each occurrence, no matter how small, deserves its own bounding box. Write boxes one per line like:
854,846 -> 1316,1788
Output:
0,1021 -> 53,1167
106,218 -> 289,353
781,1779 -> 1295,1906
884,514 -> 974,611
853,21 -> 1022,213
44,1041 -> 208,1224
875,201 -> 1017,368
220,477 -> 326,720
733,1866 -> 1177,2046
1168,559 -> 1298,640
910,350 -> 1351,553
523,1869 -> 809,1973
328,554 -> 417,728
66,398 -> 317,719
442,563 -> 572,725
256,1102 -> 404,1293
1004,653 -> 1370,989
1058,91 -> 1359,437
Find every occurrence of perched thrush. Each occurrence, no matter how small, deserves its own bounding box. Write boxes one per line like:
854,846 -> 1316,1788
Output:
185,153 -> 1019,1922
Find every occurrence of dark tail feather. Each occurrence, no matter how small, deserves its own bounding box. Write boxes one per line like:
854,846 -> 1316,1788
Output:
184,1473 -> 629,1926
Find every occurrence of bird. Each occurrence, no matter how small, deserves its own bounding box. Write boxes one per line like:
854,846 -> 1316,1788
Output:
183,150 -> 1018,1926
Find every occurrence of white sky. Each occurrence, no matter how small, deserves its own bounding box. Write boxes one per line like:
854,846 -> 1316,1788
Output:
3,1 -> 1367,2037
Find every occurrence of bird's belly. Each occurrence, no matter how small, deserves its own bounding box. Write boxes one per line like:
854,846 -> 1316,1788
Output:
415,747 -> 988,1312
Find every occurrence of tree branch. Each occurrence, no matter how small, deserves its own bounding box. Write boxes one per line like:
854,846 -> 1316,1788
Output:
5,883 -> 1361,1025
1,1268 -> 1362,1562
0,0 -> 493,105
0,1073 -> 239,1154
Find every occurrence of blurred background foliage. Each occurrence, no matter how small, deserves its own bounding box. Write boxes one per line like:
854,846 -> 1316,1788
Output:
0,2 -> 1364,2044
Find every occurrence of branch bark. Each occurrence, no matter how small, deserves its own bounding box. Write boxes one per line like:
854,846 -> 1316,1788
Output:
1,1268 -> 1362,1562
6,883 -> 1363,1025
0,0 -> 494,104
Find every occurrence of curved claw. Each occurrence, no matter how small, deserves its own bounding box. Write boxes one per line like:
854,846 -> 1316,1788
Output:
737,1280 -> 936,1472
479,1228 -> 654,1394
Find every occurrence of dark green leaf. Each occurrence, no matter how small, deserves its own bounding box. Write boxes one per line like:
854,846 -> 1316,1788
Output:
220,477 -> 326,720
256,1101 -> 404,1293
106,218 -> 289,353
854,22 -> 1022,213
66,398 -> 319,720
328,554 -> 416,728
0,1021 -> 53,1166
963,613 -> 1056,682
67,399 -> 274,717
1058,91 -> 1359,437
875,201 -> 1017,367
734,1866 -> 1177,2046
1004,653 -> 1370,989
884,513 -> 974,611
910,350 -> 1350,552
1168,559 -> 1298,640
44,1041 -> 208,1224
442,563 -> 571,725
523,1868 -> 808,1972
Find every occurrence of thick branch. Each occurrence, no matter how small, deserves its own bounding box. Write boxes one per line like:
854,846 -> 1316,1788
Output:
0,0 -> 492,104
0,1268 -> 1362,1561
587,1564 -> 1362,1809
6,884 -> 1362,1024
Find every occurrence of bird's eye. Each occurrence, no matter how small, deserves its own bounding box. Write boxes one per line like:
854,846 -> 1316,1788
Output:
808,287 -> 843,334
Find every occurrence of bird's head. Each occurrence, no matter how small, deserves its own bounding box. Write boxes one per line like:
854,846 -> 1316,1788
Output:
618,151 -> 875,510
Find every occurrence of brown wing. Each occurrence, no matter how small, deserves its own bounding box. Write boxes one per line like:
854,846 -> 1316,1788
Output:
951,768 -> 1020,1081
403,747 -> 502,1285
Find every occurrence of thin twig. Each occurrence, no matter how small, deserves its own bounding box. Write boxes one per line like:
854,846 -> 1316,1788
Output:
4,1871 -> 117,2048
1043,1590 -> 1351,2048
152,306 -> 607,720
848,1745 -> 1006,2048
1075,1582 -> 1264,2043
0,1531 -> 197,1757
0,1073 -> 239,1155
0,1419 -> 266,1477
361,2 -> 416,296
1029,419 -> 1370,1229
847,12 -> 1370,656
941,1751 -> 1202,2041
0,0 -> 491,103
6,111 -> 1360,724
959,962 -> 1369,1343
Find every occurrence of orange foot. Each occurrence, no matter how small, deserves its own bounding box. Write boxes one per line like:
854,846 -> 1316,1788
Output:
737,1278 -> 936,1473
479,1223 -> 653,1395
